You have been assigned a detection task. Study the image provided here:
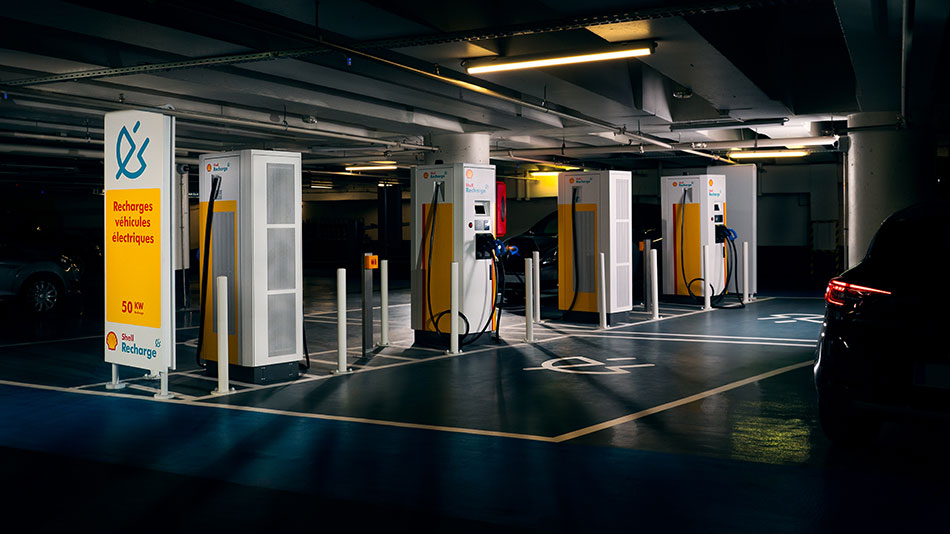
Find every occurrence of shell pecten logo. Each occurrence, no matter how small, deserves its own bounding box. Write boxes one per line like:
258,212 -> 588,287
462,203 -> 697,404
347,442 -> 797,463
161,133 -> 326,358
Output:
569,178 -> 575,183
709,179 -> 714,186
466,169 -> 474,179
207,164 -> 212,172
106,331 -> 118,351
423,172 -> 429,179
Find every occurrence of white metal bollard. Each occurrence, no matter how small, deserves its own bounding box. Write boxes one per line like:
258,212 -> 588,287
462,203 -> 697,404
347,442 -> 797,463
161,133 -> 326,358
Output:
524,257 -> 535,342
743,241 -> 751,304
380,259 -> 389,346
336,268 -> 348,373
702,245 -> 711,310
532,250 -> 541,323
211,276 -> 230,395
598,252 -> 607,329
643,238 -> 652,311
651,249 -> 660,320
449,262 -> 460,354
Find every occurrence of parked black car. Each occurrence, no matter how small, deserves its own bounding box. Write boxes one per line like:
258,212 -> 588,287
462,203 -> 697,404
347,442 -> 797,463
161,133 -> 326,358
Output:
814,202 -> 950,442
501,211 -> 558,298
0,232 -> 83,313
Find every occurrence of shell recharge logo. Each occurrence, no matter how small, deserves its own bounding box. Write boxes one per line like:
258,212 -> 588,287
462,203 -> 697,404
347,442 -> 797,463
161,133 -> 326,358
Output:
114,121 -> 149,180
106,331 -> 118,351
208,162 -> 230,173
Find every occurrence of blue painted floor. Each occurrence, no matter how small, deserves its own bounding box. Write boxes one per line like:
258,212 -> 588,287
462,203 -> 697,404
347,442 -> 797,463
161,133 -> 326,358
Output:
2,284 -> 949,531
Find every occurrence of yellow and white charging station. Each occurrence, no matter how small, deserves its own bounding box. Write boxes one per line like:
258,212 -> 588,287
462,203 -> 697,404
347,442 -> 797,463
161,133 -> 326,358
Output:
198,150 -> 302,383
661,174 -> 727,297
557,170 -> 633,324
410,163 -> 497,347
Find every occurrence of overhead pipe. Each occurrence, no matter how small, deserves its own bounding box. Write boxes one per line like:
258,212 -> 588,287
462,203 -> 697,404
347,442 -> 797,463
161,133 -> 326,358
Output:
0,143 -> 200,165
3,88 -> 437,152
490,136 -> 838,159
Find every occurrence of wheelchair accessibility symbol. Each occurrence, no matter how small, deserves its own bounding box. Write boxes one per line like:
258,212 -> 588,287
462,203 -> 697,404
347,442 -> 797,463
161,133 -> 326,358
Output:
115,120 -> 150,180
524,356 -> 654,375
757,313 -> 824,324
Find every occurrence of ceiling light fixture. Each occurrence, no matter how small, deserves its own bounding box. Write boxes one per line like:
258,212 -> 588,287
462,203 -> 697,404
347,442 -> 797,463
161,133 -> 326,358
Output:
463,42 -> 654,75
727,150 -> 808,159
529,171 -> 561,177
345,165 -> 398,171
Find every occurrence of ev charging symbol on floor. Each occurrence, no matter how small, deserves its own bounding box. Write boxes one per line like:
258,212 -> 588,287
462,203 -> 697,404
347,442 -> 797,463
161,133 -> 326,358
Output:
757,313 -> 824,324
524,356 -> 655,375
115,120 -> 150,180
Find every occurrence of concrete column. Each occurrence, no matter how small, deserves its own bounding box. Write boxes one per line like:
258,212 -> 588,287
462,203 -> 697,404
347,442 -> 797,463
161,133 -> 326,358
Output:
425,133 -> 490,165
846,112 -> 928,268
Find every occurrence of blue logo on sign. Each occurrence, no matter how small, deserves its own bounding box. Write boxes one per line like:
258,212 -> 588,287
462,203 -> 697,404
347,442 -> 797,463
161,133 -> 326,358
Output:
115,121 -> 150,180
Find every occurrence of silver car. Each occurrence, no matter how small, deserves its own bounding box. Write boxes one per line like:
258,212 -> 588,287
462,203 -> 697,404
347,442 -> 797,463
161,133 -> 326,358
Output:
0,236 -> 82,312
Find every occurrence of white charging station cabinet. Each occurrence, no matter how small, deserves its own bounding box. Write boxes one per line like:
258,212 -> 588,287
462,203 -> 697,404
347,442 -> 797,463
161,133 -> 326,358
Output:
198,150 -> 302,384
410,163 -> 496,346
557,170 -> 633,324
661,174 -> 727,297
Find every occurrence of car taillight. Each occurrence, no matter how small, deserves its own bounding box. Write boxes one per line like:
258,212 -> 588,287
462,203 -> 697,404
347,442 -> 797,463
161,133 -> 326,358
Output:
824,278 -> 891,307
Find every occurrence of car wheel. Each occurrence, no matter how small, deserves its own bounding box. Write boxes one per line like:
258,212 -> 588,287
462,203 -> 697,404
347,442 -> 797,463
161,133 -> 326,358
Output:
20,276 -> 61,313
818,392 -> 880,444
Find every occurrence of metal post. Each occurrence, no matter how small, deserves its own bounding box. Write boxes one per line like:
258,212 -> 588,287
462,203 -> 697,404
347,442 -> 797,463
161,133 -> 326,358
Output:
532,250 -> 541,323
380,259 -> 389,346
449,262 -> 460,354
743,241 -> 751,304
105,363 -> 126,390
650,249 -> 660,320
362,252 -> 374,357
208,275 -> 231,395
154,370 -> 173,399
702,245 -> 711,310
643,238 -> 652,311
524,257 -> 535,342
598,252 -> 607,329
336,268 -> 348,373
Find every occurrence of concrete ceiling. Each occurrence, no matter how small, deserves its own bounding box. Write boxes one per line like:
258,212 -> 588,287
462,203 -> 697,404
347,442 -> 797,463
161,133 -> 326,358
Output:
0,0 -> 947,187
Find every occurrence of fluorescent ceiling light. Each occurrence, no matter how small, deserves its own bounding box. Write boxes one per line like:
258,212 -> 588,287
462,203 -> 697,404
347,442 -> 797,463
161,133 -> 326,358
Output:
345,165 -> 398,171
728,150 -> 808,159
530,171 -> 561,177
465,43 -> 653,74
370,160 -> 397,164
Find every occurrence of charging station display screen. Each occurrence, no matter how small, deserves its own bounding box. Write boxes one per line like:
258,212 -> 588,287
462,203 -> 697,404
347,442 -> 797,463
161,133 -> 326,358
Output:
474,203 -> 487,215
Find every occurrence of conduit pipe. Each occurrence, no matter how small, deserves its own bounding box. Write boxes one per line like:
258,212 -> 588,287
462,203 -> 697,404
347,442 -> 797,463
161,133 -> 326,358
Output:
490,136 -> 838,159
3,88 -> 436,152
0,143 -> 200,165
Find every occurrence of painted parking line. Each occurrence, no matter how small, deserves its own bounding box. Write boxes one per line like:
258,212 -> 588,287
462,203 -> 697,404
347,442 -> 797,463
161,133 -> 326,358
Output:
550,360 -> 813,442
0,358 -> 814,445
576,334 -> 815,348
0,324 -> 202,349
304,302 -> 412,317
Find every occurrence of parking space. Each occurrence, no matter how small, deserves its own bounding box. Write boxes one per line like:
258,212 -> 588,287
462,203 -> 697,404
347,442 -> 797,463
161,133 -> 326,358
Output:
1,284 -> 822,446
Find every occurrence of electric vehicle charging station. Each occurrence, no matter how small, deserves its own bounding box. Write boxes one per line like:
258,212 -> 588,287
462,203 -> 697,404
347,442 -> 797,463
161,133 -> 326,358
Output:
661,174 -> 728,298
198,150 -> 303,384
410,163 -> 499,348
557,170 -> 634,325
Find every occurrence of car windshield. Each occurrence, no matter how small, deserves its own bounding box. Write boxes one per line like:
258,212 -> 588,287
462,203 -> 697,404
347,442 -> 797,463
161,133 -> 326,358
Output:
531,213 -> 557,236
